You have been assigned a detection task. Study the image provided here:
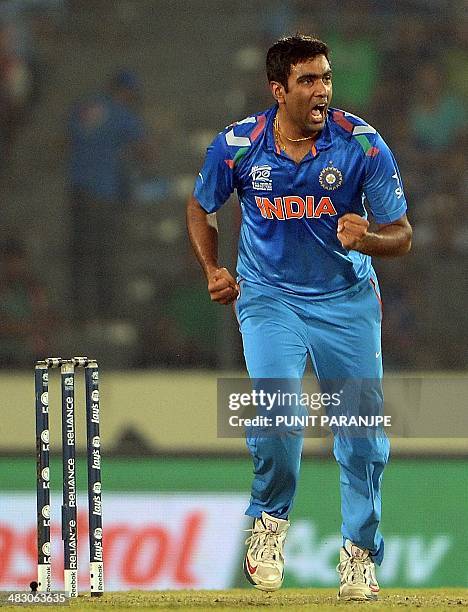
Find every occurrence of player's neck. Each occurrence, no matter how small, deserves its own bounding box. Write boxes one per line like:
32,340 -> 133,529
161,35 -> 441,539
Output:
276,107 -> 320,144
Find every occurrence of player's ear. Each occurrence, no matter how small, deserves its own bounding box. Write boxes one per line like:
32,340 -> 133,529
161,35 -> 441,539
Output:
270,81 -> 285,104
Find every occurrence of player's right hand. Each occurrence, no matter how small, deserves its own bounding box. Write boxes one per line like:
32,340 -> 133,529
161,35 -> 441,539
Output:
207,267 -> 239,305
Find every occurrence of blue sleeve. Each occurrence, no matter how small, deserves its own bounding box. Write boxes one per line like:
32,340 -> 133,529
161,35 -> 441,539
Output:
193,132 -> 234,213
363,132 -> 407,224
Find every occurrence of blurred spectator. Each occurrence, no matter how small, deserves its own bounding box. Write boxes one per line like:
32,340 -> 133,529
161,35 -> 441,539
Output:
377,263 -> 420,369
414,193 -> 468,257
447,21 -> 468,101
66,69 -> 153,321
225,45 -> 271,118
324,13 -> 379,113
388,192 -> 468,369
0,239 -> 54,367
135,250 -> 221,368
0,20 -> 37,162
409,60 -> 466,152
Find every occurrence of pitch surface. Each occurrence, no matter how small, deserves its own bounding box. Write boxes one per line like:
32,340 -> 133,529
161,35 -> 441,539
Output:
2,589 -> 468,611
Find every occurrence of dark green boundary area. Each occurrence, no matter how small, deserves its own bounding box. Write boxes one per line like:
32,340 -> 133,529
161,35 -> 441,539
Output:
1,456 -> 467,492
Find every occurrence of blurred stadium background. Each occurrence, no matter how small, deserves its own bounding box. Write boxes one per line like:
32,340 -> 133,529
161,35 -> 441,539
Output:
0,0 -> 466,594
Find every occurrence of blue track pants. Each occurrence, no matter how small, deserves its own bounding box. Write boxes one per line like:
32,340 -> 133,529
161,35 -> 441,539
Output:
235,274 -> 389,565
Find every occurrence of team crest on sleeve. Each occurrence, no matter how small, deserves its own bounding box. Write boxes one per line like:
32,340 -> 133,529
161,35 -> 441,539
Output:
250,164 -> 272,191
319,165 -> 343,191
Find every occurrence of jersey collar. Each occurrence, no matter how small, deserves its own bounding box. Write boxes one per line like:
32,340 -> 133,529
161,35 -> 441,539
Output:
265,105 -> 334,154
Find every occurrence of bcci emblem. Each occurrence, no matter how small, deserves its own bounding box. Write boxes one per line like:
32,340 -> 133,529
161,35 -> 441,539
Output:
319,166 -> 343,191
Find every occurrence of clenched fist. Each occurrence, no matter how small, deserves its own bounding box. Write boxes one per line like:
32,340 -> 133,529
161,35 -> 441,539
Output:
207,267 -> 239,305
337,213 -> 370,251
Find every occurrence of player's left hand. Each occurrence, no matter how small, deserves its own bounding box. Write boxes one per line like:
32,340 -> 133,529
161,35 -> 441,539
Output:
337,213 -> 370,251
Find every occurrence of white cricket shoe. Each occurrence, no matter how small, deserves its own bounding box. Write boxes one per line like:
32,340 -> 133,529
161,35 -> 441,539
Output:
243,511 -> 290,591
337,540 -> 380,601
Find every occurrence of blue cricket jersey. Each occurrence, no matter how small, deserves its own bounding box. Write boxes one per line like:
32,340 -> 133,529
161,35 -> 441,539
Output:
194,105 -> 407,297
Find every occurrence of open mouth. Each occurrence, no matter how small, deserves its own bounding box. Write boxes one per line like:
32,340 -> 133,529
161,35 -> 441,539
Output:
310,103 -> 327,122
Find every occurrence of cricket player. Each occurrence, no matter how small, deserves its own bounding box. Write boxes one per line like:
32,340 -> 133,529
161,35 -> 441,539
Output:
187,35 -> 412,601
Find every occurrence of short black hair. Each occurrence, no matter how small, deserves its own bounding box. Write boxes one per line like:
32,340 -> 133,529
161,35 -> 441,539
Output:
266,35 -> 329,91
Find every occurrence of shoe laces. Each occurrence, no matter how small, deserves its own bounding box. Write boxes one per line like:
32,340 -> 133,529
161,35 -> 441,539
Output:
245,528 -> 284,564
337,554 -> 373,585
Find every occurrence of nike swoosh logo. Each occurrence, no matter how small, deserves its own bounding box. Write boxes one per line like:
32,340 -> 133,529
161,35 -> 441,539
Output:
375,350 -> 381,358
245,557 -> 257,575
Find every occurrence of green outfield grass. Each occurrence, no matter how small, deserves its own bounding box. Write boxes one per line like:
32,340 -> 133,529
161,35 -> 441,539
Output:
2,589 -> 468,611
